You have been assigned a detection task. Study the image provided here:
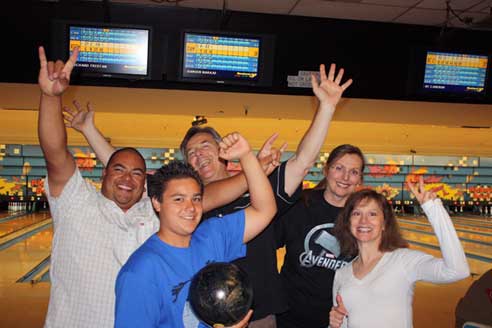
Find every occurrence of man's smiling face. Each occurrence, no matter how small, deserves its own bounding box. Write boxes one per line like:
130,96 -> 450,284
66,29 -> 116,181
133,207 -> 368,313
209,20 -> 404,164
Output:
185,132 -> 227,184
101,150 -> 146,211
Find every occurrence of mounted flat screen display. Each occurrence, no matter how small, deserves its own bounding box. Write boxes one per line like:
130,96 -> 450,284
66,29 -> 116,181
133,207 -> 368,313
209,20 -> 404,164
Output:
68,24 -> 151,79
423,51 -> 488,94
179,31 -> 274,86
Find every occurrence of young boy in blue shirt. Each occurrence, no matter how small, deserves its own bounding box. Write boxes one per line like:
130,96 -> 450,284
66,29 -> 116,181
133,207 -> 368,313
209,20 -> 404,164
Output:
114,133 -> 277,328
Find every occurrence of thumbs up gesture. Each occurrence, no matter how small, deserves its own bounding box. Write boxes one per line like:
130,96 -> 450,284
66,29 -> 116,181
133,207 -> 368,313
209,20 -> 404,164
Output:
329,294 -> 348,328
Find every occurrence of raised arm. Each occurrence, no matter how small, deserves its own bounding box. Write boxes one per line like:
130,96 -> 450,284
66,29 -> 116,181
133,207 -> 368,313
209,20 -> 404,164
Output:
256,133 -> 286,176
38,46 -> 78,197
407,177 -> 470,282
63,101 -> 115,166
284,63 -> 352,195
202,173 -> 248,212
218,133 -> 276,243
202,134 -> 284,212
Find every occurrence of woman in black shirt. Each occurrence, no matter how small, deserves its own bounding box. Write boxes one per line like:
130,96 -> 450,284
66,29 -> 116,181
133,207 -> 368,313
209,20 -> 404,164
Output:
275,144 -> 365,328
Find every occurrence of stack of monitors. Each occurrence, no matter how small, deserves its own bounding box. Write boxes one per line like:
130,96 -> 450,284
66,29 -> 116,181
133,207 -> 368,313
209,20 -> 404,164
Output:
423,51 -> 488,94
181,32 -> 261,84
68,24 -> 151,79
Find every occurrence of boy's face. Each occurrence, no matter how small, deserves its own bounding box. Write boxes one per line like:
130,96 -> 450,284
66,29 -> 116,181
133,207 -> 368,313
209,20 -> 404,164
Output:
151,177 -> 203,246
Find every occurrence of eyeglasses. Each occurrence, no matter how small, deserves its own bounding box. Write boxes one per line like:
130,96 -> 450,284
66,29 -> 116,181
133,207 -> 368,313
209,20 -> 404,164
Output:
329,164 -> 361,178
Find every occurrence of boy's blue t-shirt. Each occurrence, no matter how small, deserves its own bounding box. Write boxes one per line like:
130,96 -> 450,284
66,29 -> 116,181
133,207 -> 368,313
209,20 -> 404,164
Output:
115,210 -> 246,328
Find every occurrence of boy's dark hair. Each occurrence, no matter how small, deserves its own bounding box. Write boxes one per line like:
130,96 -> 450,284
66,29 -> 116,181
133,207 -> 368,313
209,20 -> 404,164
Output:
147,160 -> 204,202
333,188 -> 409,257
179,126 -> 222,162
106,147 -> 146,170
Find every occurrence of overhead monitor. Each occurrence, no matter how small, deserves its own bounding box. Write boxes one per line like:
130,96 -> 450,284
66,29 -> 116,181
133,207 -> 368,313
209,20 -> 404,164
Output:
423,51 -> 488,94
67,23 -> 152,79
178,30 -> 274,86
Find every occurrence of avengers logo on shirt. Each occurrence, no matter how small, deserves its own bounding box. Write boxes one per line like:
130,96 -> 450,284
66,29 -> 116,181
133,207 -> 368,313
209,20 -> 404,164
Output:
298,223 -> 349,270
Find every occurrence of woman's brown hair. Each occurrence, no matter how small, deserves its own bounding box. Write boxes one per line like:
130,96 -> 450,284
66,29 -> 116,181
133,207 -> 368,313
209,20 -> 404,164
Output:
302,144 -> 365,206
333,189 -> 408,257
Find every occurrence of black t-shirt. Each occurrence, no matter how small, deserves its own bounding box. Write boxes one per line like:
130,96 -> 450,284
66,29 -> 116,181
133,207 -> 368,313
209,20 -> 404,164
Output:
203,161 -> 301,321
274,189 -> 354,328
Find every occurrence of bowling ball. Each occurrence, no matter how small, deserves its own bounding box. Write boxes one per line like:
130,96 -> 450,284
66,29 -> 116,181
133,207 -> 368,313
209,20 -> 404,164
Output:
189,262 -> 253,327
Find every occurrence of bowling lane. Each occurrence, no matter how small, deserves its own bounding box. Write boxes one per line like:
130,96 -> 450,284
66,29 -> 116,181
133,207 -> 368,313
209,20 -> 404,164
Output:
395,215 -> 492,275
412,214 -> 492,227
451,216 -> 492,226
450,218 -> 492,229
0,210 -> 28,220
401,227 -> 492,261
408,242 -> 491,276
398,220 -> 492,245
0,211 -> 15,219
0,226 -> 52,285
0,212 -> 51,237
407,216 -> 492,234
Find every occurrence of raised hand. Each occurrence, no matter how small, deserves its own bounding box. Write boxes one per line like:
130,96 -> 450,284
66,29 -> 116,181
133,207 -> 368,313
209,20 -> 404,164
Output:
257,133 -> 288,175
407,175 -> 437,205
329,294 -> 348,328
218,133 -> 252,161
38,46 -> 79,97
63,100 -> 95,133
311,63 -> 352,107
223,310 -> 253,328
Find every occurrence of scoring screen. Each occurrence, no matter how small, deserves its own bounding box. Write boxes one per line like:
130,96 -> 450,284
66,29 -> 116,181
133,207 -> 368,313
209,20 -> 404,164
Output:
69,26 -> 149,77
183,33 -> 260,81
423,51 -> 488,94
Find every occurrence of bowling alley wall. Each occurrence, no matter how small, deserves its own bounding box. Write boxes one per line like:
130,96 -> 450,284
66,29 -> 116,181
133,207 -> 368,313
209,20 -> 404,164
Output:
1,143 -> 492,214
2,3 -> 492,214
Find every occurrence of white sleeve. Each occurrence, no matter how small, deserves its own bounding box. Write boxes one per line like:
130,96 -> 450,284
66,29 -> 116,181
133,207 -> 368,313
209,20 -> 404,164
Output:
44,167 -> 93,224
409,198 -> 470,283
331,270 -> 348,328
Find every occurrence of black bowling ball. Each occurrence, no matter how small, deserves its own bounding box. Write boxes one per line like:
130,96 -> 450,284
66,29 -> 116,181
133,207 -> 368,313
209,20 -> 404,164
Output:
189,262 -> 253,327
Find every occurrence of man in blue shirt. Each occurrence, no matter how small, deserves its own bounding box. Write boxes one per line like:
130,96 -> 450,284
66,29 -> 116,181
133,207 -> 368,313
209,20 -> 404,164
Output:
115,133 -> 277,328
